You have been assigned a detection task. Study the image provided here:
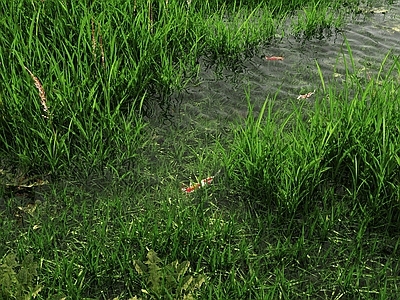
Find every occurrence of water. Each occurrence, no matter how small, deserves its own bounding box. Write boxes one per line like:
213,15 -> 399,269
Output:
140,2 -> 400,186
149,1 -> 400,132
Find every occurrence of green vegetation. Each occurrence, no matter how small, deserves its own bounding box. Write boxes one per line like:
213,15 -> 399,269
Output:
225,48 -> 400,220
133,249 -> 205,299
1,253 -> 41,299
1,0 -> 399,299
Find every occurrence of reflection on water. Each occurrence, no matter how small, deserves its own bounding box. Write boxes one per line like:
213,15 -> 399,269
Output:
148,1 -> 400,130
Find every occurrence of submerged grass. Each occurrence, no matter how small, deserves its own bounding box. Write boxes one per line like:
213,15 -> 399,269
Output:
1,48 -> 399,299
219,49 -> 400,298
1,0 -> 400,299
224,47 -> 400,222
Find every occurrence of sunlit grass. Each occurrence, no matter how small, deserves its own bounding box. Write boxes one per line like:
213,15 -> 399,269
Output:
2,48 -> 400,299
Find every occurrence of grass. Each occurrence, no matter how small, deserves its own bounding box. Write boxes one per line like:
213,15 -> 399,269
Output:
0,0 -> 356,174
1,0 -> 400,299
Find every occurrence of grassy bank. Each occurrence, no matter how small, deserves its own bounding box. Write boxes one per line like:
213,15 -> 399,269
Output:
1,0 -> 400,299
0,0 -> 354,174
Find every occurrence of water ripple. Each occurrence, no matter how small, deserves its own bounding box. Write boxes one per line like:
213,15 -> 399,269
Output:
159,2 -> 400,128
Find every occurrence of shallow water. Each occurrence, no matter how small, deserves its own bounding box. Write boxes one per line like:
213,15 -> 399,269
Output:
150,1 -> 400,132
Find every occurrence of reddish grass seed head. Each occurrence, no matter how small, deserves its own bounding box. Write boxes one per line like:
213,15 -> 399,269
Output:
24,66 -> 50,118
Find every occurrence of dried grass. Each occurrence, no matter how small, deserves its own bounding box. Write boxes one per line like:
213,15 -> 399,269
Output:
91,18 -> 105,67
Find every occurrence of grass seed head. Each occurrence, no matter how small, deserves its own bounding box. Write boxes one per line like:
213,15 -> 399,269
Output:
91,18 -> 97,60
24,66 -> 50,119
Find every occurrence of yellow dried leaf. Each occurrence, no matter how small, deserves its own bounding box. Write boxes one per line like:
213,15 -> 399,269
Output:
18,203 -> 37,216
194,274 -> 206,289
176,261 -> 190,279
141,289 -> 150,294
181,275 -> 193,291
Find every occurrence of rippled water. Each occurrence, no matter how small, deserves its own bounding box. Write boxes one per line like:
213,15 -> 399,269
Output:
150,2 -> 400,134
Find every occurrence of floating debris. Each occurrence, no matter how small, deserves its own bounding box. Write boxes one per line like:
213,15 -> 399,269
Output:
265,56 -> 284,61
297,90 -> 316,100
357,6 -> 388,14
181,170 -> 221,193
370,8 -> 388,14
392,26 -> 400,32
182,176 -> 214,193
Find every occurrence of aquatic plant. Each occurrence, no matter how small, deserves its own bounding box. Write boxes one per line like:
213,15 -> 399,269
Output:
1,1 -> 398,299
0,0 -> 358,177
0,253 -> 42,299
133,249 -> 206,299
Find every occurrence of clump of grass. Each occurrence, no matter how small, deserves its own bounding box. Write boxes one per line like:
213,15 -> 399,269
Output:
291,4 -> 344,40
133,249 -> 206,299
0,253 -> 42,299
0,0 -> 368,178
2,1 -> 399,300
222,45 -> 400,222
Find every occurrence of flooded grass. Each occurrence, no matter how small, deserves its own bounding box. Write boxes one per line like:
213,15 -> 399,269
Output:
1,0 -> 400,299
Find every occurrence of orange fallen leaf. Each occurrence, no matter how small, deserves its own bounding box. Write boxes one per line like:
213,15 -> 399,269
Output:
265,56 -> 284,61
182,176 -> 214,193
181,170 -> 221,193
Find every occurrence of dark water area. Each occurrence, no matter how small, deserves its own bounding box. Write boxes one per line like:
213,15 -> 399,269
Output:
146,1 -> 400,141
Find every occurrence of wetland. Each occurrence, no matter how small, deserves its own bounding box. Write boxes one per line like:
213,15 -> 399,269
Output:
1,0 -> 400,299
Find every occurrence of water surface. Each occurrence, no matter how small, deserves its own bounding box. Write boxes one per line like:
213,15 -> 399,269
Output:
154,2 -> 400,132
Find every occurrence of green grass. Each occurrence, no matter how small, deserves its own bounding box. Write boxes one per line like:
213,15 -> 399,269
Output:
1,0 -> 400,299
0,0 -> 356,174
224,42 -> 400,219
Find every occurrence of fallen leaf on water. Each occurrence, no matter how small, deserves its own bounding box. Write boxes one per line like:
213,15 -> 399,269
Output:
182,176 -> 214,193
181,170 -> 221,193
265,56 -> 284,61
18,204 -> 37,216
17,200 -> 42,216
370,8 -> 388,14
297,90 -> 316,100
13,179 -> 49,189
